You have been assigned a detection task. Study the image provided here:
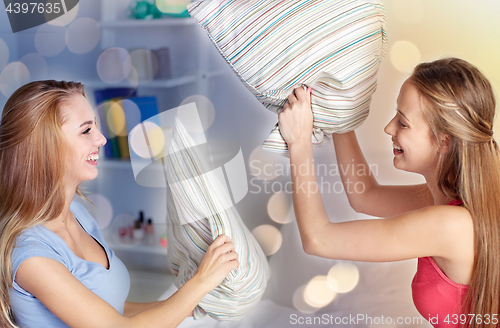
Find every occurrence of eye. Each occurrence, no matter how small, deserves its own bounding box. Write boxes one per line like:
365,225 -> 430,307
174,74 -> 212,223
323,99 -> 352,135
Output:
83,127 -> 91,134
398,120 -> 407,128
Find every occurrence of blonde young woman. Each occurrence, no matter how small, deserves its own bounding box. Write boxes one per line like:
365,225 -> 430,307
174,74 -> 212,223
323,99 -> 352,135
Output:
0,80 -> 239,328
278,58 -> 500,327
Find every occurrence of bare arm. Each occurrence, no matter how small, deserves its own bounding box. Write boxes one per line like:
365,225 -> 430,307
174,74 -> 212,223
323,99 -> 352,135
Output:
124,301 -> 162,318
15,234 -> 238,328
332,131 -> 434,217
278,87 -> 471,262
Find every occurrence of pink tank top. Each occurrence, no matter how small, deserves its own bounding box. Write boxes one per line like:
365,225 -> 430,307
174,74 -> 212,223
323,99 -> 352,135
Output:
411,200 -> 468,327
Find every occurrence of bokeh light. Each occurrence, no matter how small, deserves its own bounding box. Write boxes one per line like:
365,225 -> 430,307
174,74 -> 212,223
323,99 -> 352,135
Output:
0,62 -> 30,97
129,121 -> 166,159
293,285 -> 318,314
0,38 -> 9,71
106,101 -> 127,137
20,53 -> 48,81
327,262 -> 360,293
35,24 -> 66,57
86,194 -> 113,229
178,95 -> 216,132
47,3 -> 79,26
129,49 -> 159,82
121,98 -> 142,131
66,18 -> 100,55
303,275 -> 337,308
249,146 -> 287,181
267,191 -> 295,224
390,40 -> 421,74
125,66 -> 140,89
392,0 -> 424,25
251,224 -> 282,256
97,47 -> 132,84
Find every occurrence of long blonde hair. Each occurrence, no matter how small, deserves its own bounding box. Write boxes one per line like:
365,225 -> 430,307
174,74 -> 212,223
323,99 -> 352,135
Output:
0,80 -> 86,327
411,58 -> 500,327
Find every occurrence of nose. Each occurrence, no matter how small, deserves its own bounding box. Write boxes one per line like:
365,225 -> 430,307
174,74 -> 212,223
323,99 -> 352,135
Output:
96,128 -> 107,147
384,115 -> 397,137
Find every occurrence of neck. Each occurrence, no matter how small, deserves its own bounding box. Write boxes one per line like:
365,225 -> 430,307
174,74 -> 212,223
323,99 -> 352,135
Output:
425,173 -> 455,206
43,185 -> 77,231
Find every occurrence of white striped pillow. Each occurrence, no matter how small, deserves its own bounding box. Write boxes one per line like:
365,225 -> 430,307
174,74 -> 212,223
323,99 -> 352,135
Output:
188,0 -> 387,154
165,118 -> 270,322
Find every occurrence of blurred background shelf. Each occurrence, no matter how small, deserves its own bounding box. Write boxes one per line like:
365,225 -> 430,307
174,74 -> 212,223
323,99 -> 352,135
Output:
99,18 -> 196,29
82,74 -> 198,89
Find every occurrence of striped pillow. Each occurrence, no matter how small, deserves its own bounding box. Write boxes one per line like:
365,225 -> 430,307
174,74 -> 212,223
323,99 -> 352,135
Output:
188,0 -> 387,154
165,118 -> 270,321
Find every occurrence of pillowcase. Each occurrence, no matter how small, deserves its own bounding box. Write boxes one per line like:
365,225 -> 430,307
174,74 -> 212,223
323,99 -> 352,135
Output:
164,118 -> 270,321
188,0 -> 387,154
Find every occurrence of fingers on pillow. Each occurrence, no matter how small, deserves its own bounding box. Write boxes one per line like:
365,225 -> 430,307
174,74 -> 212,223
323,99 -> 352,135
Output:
213,234 -> 230,245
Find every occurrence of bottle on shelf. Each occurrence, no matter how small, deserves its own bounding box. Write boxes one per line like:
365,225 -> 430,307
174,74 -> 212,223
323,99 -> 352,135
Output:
146,218 -> 155,246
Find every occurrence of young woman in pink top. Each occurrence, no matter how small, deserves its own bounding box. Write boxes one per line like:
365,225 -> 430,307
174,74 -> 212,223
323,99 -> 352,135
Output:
278,58 -> 499,327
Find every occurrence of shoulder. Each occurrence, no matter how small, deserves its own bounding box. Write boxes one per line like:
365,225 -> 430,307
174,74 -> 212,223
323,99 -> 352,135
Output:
12,227 -> 68,292
13,227 -> 67,265
413,204 -> 473,255
429,205 -> 473,234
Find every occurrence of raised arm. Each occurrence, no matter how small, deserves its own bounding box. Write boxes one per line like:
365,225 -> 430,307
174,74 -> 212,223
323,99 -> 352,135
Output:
277,87 -> 471,262
15,234 -> 238,328
332,131 -> 434,217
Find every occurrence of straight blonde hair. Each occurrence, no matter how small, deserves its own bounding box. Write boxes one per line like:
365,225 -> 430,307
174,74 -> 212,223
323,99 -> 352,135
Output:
411,58 -> 500,327
0,80 -> 87,327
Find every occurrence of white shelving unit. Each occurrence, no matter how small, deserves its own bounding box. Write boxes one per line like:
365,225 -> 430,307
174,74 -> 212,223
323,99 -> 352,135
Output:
88,1 -> 218,265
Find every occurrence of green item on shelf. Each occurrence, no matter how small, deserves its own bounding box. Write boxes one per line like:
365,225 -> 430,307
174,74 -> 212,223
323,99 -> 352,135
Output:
128,0 -> 162,20
155,1 -> 190,18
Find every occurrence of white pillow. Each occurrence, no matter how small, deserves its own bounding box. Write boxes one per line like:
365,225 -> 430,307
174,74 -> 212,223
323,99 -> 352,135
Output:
165,118 -> 270,321
188,0 -> 387,154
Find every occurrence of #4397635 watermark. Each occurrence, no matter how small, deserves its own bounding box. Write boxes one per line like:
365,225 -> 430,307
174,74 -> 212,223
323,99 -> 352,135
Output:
290,313 -> 424,326
3,0 -> 79,33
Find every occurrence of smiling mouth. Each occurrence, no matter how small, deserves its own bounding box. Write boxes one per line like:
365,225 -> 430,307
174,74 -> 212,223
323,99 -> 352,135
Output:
393,143 -> 404,154
86,154 -> 99,162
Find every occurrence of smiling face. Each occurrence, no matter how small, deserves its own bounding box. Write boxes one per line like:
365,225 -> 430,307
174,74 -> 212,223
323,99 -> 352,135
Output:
60,94 -> 106,186
384,79 -> 445,179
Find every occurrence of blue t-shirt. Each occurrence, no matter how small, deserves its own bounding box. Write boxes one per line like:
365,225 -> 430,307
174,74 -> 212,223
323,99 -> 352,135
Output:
9,200 -> 130,328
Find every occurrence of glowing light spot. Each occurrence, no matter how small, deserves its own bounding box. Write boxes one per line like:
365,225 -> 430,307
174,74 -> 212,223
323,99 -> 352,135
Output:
267,191 -> 295,224
293,285 -> 318,314
0,38 -> 9,71
392,0 -> 424,25
327,262 -> 359,293
35,24 -> 66,57
48,3 -> 79,26
106,101 -> 127,137
126,66 -> 140,89
390,40 -> 421,74
66,18 -> 100,54
97,47 -> 132,84
304,275 -> 337,308
129,121 -> 166,159
178,95 -> 216,132
249,146 -> 287,181
86,194 -> 113,229
129,49 -> 159,82
20,53 -> 48,81
251,224 -> 282,256
0,62 -> 30,97
121,98 -> 142,132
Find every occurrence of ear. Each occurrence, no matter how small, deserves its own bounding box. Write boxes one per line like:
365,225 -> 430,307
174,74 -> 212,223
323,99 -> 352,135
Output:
438,133 -> 451,154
